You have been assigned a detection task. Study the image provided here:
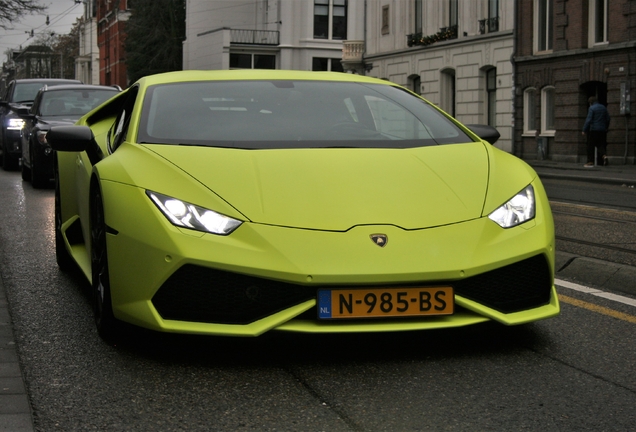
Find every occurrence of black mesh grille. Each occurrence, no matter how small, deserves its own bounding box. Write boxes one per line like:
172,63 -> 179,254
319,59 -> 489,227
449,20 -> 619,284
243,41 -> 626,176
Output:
152,265 -> 316,324
453,254 -> 552,313
152,255 -> 552,325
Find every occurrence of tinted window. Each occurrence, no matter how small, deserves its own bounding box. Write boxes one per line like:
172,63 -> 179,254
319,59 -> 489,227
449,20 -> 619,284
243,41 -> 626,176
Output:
138,80 -> 473,149
40,89 -> 118,116
13,82 -> 51,103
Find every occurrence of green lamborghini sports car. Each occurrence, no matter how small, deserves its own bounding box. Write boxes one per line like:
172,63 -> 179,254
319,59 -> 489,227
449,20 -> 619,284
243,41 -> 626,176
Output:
47,70 -> 559,340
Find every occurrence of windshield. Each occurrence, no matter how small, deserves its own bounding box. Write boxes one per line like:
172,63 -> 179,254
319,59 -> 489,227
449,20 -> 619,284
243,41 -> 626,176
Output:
13,82 -> 51,103
40,89 -> 118,116
138,80 -> 473,149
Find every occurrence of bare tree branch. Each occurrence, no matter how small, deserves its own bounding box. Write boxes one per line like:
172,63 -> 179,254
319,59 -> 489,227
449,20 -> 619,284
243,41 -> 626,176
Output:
0,0 -> 47,30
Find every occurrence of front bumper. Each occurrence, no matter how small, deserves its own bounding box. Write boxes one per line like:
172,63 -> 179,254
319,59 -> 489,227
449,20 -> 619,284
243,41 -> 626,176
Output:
2,129 -> 22,155
95,179 -> 558,336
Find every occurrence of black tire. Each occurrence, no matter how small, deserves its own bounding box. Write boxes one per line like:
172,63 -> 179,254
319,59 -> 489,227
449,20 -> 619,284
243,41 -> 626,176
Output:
2,141 -> 18,171
54,158 -> 75,272
31,148 -> 48,188
90,185 -> 119,341
21,158 -> 31,181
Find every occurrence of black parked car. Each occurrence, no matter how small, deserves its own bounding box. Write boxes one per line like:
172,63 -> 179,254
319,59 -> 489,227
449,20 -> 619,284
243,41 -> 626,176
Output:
0,78 -> 82,170
19,84 -> 120,187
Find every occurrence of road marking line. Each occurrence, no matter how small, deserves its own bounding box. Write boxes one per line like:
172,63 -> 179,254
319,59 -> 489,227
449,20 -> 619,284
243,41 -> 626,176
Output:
558,294 -> 636,324
555,278 -> 636,308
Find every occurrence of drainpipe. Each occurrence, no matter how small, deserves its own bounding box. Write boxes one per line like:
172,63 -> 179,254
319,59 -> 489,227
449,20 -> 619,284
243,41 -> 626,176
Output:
362,0 -> 368,75
510,0 -> 517,156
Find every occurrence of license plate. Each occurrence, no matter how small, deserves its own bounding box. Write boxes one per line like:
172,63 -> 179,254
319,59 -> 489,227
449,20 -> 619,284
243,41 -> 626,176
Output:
318,286 -> 454,319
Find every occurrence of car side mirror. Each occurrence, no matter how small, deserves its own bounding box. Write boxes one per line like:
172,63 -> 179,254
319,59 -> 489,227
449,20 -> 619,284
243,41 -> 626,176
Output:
47,125 -> 103,165
465,124 -> 500,145
13,106 -> 33,118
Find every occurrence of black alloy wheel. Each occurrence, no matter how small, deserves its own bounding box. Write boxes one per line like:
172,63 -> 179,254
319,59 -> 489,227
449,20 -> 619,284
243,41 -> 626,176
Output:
21,153 -> 31,181
54,155 -> 75,272
90,185 -> 119,341
30,145 -> 48,188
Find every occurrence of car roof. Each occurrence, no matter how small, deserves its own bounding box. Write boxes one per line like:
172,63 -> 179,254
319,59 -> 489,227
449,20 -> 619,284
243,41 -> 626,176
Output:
13,78 -> 82,84
136,69 -> 395,88
39,84 -> 120,93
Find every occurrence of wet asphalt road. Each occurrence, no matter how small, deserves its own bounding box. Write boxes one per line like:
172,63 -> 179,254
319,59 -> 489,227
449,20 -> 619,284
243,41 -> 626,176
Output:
0,169 -> 635,431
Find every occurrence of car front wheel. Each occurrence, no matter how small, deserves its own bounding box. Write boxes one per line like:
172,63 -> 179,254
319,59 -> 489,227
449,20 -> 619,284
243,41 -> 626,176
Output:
31,145 -> 48,188
90,184 -> 119,341
54,157 -> 75,272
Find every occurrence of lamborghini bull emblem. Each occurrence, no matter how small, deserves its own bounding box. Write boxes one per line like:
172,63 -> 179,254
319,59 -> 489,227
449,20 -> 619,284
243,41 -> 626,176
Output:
370,234 -> 388,247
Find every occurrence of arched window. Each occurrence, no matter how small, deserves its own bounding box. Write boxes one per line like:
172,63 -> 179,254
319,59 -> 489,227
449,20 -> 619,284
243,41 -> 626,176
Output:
524,87 -> 537,135
486,68 -> 497,127
441,69 -> 456,117
541,86 -> 555,135
408,74 -> 422,95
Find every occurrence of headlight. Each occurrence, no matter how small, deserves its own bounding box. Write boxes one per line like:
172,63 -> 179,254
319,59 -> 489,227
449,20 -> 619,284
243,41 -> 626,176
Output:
6,118 -> 25,130
36,131 -> 48,144
147,191 -> 242,235
488,185 -> 535,228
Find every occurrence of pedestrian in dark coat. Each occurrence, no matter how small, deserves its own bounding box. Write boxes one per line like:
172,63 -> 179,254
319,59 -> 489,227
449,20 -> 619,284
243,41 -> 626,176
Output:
582,96 -> 610,167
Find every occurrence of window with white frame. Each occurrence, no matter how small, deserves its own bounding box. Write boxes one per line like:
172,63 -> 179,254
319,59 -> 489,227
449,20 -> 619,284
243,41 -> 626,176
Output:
312,57 -> 344,72
314,0 -> 348,40
230,53 -> 276,70
535,0 -> 553,53
441,69 -> 456,117
524,87 -> 537,135
541,86 -> 555,134
488,0 -> 499,32
589,0 -> 608,46
449,0 -> 458,28
415,0 -> 422,34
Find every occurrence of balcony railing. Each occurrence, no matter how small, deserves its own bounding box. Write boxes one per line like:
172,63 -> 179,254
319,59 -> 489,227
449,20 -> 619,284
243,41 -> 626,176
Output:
230,29 -> 279,46
478,17 -> 499,34
407,25 -> 457,47
342,40 -> 364,62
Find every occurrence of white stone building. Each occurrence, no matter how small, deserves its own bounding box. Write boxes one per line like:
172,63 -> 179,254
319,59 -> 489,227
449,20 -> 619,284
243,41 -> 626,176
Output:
75,0 -> 100,85
353,0 -> 515,153
183,0 -> 365,72
182,0 -> 514,153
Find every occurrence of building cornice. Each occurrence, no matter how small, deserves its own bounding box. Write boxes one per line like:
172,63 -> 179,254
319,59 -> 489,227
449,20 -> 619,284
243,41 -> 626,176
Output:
514,41 -> 636,63
364,30 -> 513,62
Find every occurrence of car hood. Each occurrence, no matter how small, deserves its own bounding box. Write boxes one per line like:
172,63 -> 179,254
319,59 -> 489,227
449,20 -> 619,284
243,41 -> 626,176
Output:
39,116 -> 82,127
144,142 -> 490,231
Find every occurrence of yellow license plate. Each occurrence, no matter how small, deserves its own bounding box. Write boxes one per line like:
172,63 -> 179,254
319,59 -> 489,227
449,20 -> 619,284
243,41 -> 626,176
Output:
318,286 -> 454,319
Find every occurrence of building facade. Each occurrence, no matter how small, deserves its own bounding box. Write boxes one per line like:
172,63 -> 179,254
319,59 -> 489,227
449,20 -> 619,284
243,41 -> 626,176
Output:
514,0 -> 636,164
183,0 -> 365,72
76,0 -> 100,85
356,0 -> 515,153
97,0 -> 130,88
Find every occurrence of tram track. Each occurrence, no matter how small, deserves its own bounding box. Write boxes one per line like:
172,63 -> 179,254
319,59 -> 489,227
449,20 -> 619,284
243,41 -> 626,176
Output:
555,235 -> 636,255
550,201 -> 636,263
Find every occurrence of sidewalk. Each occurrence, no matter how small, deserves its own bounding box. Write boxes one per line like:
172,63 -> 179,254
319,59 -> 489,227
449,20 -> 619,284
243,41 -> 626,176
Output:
0,275 -> 34,432
528,159 -> 636,186
529,159 -> 636,299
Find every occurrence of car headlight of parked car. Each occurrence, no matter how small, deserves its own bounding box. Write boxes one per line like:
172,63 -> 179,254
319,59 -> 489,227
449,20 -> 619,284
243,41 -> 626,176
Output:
488,185 -> 535,228
6,118 -> 25,130
147,191 -> 242,235
36,130 -> 49,144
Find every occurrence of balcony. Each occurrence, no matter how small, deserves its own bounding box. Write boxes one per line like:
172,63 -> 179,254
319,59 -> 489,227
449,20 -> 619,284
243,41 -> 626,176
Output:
342,40 -> 364,62
478,17 -> 499,34
407,25 -> 458,47
230,29 -> 279,46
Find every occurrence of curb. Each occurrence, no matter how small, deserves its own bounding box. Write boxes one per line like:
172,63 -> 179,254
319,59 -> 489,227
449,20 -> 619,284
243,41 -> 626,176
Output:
555,251 -> 636,298
535,171 -> 636,186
